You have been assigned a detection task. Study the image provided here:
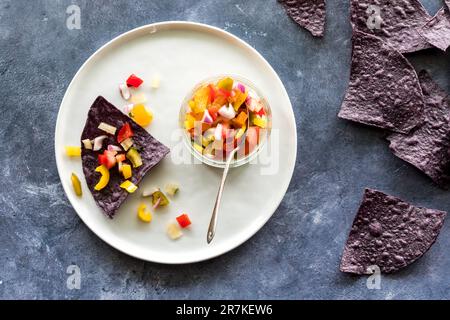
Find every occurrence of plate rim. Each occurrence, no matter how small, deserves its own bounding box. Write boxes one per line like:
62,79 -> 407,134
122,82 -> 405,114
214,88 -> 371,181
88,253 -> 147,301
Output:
55,21 -> 298,264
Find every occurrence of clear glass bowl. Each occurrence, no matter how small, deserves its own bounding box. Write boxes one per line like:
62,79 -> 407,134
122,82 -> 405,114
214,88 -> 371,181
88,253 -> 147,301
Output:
179,75 -> 272,168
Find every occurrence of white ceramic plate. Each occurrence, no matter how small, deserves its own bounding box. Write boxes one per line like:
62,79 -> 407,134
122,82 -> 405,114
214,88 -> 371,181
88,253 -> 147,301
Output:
55,21 -> 297,264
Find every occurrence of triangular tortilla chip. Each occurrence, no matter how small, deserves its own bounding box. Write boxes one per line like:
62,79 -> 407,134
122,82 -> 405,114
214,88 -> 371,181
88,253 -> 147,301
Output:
81,96 -> 170,218
350,0 -> 432,53
388,71 -> 450,188
278,0 -> 326,37
419,6 -> 450,52
338,31 -> 424,133
340,189 -> 446,274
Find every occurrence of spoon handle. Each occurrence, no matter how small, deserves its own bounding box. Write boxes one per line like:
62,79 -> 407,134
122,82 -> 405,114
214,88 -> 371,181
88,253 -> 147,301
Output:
207,147 -> 239,244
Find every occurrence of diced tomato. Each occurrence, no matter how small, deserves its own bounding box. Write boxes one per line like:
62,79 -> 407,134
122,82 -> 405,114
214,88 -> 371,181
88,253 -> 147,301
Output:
207,108 -> 218,121
126,74 -> 143,88
98,150 -> 117,169
208,84 -> 216,103
117,123 -> 134,143
217,88 -> 231,98
176,214 -> 191,228
256,108 -> 266,116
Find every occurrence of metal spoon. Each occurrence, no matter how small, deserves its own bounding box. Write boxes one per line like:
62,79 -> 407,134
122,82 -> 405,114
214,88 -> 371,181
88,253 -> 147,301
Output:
207,108 -> 250,244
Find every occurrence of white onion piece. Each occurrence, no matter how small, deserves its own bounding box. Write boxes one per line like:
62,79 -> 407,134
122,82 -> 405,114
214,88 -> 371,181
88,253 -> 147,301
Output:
82,139 -> 93,150
214,124 -> 223,141
98,122 -> 117,135
93,135 -> 108,151
218,104 -> 236,119
119,83 -> 131,100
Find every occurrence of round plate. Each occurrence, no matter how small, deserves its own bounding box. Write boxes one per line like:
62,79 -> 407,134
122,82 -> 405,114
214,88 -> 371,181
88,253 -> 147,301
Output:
55,21 -> 297,264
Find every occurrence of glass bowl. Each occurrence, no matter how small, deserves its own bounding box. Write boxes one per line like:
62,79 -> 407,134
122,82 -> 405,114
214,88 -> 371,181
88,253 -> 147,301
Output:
179,75 -> 272,168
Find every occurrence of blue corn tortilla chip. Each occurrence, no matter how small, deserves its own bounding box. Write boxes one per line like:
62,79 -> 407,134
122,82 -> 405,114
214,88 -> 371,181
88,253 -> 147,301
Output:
81,96 -> 170,218
278,0 -> 326,37
338,31 -> 424,133
419,6 -> 450,52
350,0 -> 432,53
388,71 -> 450,188
340,189 -> 446,274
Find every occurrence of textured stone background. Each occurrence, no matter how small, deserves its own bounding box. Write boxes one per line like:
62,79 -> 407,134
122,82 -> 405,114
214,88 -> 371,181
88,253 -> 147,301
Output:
0,0 -> 449,299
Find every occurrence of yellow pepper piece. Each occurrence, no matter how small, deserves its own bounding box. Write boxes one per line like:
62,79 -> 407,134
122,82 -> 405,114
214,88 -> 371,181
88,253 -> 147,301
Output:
252,116 -> 267,129
137,203 -> 152,223
71,173 -> 82,197
217,77 -> 233,91
120,180 -> 138,193
193,143 -> 204,154
65,146 -> 81,157
130,104 -> 153,127
192,85 -> 210,113
94,165 -> 110,191
235,126 -> 246,140
122,164 -> 132,179
188,100 -> 196,110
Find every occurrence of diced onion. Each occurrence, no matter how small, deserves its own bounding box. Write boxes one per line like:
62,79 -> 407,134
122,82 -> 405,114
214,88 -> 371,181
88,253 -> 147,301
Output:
93,135 -> 108,151
98,122 -> 117,135
218,104 -> 236,119
202,110 -> 213,124
119,83 -> 131,100
107,145 -> 122,152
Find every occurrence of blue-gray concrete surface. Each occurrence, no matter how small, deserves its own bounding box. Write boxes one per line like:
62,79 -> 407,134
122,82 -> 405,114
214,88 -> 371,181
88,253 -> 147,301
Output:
0,0 -> 449,299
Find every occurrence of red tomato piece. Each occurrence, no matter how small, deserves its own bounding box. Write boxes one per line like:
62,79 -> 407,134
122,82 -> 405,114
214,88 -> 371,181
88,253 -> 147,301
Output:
176,214 -> 192,228
117,123 -> 134,143
126,74 -> 144,88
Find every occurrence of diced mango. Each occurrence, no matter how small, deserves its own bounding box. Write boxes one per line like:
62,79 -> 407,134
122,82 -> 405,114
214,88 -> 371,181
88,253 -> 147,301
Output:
232,111 -> 248,127
192,85 -> 210,113
184,114 -> 196,131
233,89 -> 248,111
130,104 -> 153,127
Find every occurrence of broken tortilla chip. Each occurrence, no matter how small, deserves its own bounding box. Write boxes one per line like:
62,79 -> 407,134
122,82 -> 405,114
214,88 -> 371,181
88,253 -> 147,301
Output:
338,31 -> 424,133
388,71 -> 450,188
81,96 -> 170,218
340,188 -> 446,274
278,0 -> 326,37
350,0 -> 433,53
419,6 -> 450,52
